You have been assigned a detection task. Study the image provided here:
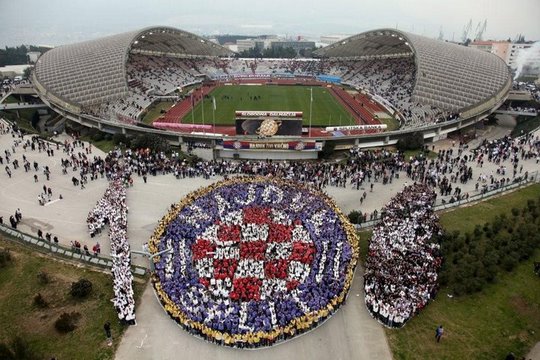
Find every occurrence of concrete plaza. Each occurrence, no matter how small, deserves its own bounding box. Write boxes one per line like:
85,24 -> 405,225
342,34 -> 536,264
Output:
0,123 -> 538,360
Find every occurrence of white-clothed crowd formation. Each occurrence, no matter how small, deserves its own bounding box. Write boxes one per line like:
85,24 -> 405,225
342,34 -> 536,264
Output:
87,168 -> 136,324
364,183 -> 442,328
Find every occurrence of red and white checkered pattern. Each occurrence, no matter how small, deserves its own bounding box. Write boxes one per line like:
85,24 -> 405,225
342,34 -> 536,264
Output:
192,206 -> 315,301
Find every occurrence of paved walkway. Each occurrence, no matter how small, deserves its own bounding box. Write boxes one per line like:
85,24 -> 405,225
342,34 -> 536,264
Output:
116,266 -> 391,360
0,124 -> 538,360
527,342 -> 540,360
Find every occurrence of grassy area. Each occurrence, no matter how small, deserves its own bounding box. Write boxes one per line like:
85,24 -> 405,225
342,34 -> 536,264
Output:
79,136 -> 116,153
439,183 -> 540,234
91,140 -> 116,153
2,95 -> 20,104
0,109 -> 39,134
141,101 -> 175,124
379,116 -> 401,131
357,230 -> 371,265
0,236 -> 147,360
359,184 -> 540,360
386,253 -> 540,360
511,115 -> 540,138
183,85 -> 355,126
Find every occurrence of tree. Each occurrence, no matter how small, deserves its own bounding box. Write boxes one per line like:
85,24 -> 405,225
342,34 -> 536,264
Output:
31,111 -> 40,129
37,270 -> 50,284
348,210 -> 362,224
319,141 -> 335,159
112,133 -> 128,146
54,312 -> 81,333
396,132 -> 424,151
0,249 -> 12,268
33,293 -> 48,308
130,133 -> 170,153
0,336 -> 39,360
70,278 -> 93,298
23,66 -> 32,79
88,128 -> 104,142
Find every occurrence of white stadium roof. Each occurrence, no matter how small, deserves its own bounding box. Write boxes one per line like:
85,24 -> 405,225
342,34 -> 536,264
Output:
34,26 -> 233,107
314,29 -> 511,111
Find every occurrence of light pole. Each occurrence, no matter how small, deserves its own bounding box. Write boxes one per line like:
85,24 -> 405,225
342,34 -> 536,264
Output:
201,88 -> 205,128
212,96 -> 216,136
309,87 -> 313,137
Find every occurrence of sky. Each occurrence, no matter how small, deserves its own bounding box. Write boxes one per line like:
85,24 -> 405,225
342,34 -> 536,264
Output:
0,0 -> 539,47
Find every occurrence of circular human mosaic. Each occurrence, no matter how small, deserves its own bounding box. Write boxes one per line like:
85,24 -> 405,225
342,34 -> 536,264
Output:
149,176 -> 359,348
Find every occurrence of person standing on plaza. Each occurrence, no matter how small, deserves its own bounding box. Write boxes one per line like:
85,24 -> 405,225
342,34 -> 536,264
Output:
435,325 -> 444,342
104,321 -> 113,346
15,208 -> 22,223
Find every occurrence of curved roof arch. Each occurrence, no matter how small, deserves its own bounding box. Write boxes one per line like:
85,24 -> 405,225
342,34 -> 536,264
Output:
315,29 -> 511,111
34,26 -> 233,107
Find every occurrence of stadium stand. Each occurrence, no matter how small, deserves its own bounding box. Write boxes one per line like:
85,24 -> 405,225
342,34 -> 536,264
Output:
33,26 -> 511,134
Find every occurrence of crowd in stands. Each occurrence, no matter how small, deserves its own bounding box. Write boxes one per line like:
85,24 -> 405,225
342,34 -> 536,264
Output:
85,54 -> 200,120
82,53 -> 462,129
127,55 -> 199,95
364,184 -> 442,328
327,57 -> 452,127
87,150 -> 136,324
196,58 -> 328,79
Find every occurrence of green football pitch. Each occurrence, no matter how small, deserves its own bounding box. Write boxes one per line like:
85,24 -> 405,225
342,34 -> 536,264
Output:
182,85 -> 356,126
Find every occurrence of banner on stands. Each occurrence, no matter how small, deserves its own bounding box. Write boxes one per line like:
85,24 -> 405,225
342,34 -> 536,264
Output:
223,140 -> 317,151
325,124 -> 387,132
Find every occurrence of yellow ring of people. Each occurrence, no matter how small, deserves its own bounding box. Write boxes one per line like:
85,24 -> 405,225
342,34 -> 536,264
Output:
149,176 -> 359,348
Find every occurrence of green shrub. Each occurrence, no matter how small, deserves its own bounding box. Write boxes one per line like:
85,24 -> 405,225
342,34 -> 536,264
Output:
0,336 -> 39,359
0,343 -> 14,360
440,197 -> 540,296
112,133 -> 128,145
70,278 -> 92,298
91,131 -> 104,142
37,270 -> 49,285
319,141 -> 335,159
130,133 -> 170,153
0,249 -> 12,268
33,293 -> 48,308
396,132 -> 424,151
348,210 -> 362,224
54,312 -> 81,333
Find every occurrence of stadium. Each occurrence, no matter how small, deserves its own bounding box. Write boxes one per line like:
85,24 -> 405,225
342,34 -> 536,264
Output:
32,26 -> 512,159
1,13 -> 540,360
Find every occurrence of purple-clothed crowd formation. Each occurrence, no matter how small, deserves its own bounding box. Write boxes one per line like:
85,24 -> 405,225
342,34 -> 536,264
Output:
151,178 -> 358,347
